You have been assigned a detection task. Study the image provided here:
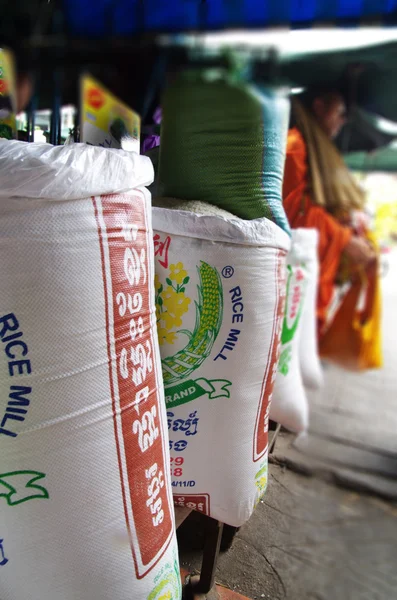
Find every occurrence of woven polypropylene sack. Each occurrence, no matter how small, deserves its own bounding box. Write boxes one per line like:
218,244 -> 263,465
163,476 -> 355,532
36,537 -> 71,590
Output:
0,140 -> 181,600
270,229 -> 316,433
153,206 -> 290,527
158,70 -> 290,232
299,229 -> 324,389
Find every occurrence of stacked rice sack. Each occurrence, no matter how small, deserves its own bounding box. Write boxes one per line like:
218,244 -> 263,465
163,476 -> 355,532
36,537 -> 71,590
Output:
158,68 -> 291,232
0,140 -> 180,600
152,200 -> 290,526
154,66 -> 293,525
299,230 -> 324,390
270,228 -> 322,433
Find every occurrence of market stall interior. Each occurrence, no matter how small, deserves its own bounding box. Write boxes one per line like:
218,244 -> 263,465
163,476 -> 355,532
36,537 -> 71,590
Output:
1,2 -> 397,600
4,1 -> 397,155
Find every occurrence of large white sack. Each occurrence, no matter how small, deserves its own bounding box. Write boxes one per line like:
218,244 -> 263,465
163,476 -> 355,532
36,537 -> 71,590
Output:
298,229 -> 324,390
153,205 -> 290,527
0,141 -> 181,600
270,229 -> 315,433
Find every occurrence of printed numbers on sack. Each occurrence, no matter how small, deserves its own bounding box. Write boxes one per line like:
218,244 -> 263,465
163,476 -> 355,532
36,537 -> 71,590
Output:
133,405 -> 159,453
172,480 -> 195,488
117,292 -> 143,316
145,462 -> 165,527
170,452 -> 184,476
124,247 -> 147,287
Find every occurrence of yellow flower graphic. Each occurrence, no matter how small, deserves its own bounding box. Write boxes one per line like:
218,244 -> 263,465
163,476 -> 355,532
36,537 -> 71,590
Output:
163,285 -> 178,306
154,274 -> 161,292
155,262 -> 191,346
175,294 -> 191,314
162,311 -> 182,331
255,476 -> 268,495
163,287 -> 191,319
169,262 -> 188,285
157,328 -> 178,346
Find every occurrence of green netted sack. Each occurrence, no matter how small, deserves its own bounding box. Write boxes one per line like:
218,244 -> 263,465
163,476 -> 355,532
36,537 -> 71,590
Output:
158,69 -> 291,233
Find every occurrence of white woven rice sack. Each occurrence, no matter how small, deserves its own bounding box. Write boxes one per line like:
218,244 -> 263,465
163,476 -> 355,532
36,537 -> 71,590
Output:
270,229 -> 315,433
0,141 -> 180,600
299,230 -> 324,390
153,203 -> 290,527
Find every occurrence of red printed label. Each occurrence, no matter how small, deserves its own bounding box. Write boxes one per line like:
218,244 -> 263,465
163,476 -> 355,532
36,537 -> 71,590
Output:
153,233 -> 171,268
86,86 -> 105,110
0,79 -> 8,94
174,494 -> 210,515
253,250 -> 286,462
94,194 -> 173,578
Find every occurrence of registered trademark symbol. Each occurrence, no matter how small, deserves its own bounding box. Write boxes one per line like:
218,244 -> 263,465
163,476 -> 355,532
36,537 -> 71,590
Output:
222,266 -> 234,279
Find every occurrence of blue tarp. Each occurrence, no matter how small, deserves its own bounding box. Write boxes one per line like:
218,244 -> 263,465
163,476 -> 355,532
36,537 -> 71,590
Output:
64,0 -> 397,37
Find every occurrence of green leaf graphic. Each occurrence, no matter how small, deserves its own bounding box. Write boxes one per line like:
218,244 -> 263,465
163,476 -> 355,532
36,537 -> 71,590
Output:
0,471 -> 49,506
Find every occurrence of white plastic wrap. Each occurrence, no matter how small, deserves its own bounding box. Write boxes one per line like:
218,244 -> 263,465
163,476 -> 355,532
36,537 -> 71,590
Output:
0,140 -> 181,600
0,139 -> 153,200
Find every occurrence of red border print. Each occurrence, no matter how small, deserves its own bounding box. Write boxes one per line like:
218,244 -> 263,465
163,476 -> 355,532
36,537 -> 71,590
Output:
253,250 -> 286,462
93,194 -> 173,578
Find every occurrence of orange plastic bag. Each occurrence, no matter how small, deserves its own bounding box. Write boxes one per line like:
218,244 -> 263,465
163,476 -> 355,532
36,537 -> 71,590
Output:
320,265 -> 383,371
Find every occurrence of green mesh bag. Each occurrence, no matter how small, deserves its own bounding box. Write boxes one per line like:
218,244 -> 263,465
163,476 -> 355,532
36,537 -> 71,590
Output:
158,69 -> 290,233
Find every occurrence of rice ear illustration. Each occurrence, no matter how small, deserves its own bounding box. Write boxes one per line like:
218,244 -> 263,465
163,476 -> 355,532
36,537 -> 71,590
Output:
162,262 -> 223,386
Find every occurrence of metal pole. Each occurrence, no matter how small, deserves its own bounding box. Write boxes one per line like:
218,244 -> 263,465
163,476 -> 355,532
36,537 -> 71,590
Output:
49,69 -> 61,145
27,92 -> 37,143
197,517 -> 223,594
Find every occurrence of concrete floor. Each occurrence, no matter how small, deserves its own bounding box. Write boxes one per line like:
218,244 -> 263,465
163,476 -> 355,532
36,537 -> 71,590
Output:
273,248 -> 397,500
178,463 -> 397,600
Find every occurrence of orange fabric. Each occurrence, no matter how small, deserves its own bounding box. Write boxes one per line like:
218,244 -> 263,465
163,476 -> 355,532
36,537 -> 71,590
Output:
283,128 -> 352,332
319,264 -> 383,371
